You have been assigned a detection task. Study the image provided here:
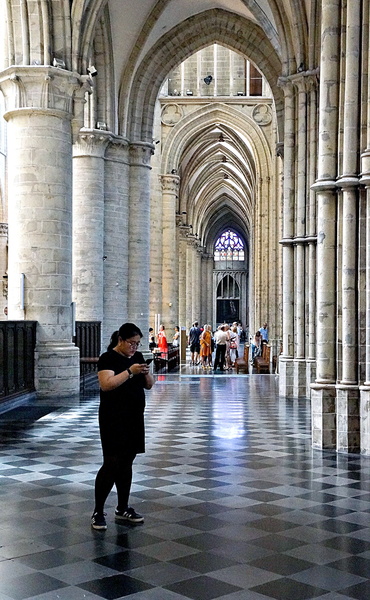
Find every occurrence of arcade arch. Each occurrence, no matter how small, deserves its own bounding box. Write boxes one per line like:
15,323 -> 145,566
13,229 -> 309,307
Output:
149,69 -> 280,339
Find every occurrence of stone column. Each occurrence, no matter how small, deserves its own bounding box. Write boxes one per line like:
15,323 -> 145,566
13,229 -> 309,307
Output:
128,142 -> 154,342
161,174 -> 180,331
186,238 -> 195,329
311,0 -> 340,449
103,137 -> 130,348
359,2 -> 370,455
278,78 -> 295,397
335,0 -> 361,453
178,226 -> 190,329
293,75 -> 308,397
72,129 -> 111,325
194,245 -> 202,323
307,75 -> 319,392
360,180 -> 370,454
0,66 -> 82,397
204,254 -> 214,326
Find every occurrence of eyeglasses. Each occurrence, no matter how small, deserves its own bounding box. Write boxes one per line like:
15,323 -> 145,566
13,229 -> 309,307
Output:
125,341 -> 141,348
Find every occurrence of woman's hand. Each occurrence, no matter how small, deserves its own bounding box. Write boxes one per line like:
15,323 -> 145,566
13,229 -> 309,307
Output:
98,362 -> 154,391
130,362 -> 149,376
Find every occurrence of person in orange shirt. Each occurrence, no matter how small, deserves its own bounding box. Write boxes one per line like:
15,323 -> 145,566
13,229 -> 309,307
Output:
200,324 -> 212,369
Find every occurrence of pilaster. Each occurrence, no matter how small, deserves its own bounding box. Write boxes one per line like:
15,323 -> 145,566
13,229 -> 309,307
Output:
161,174 -> 180,331
103,136 -> 130,348
178,225 -> 190,329
277,78 -> 294,395
0,66 -> 84,397
72,129 -> 112,324
128,142 -> 154,341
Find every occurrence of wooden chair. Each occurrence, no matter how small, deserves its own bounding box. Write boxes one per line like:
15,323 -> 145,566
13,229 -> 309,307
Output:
254,343 -> 271,373
235,344 -> 250,373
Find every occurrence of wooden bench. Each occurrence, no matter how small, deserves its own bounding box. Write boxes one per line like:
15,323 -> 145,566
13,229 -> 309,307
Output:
235,344 -> 250,373
153,347 -> 179,372
254,343 -> 271,373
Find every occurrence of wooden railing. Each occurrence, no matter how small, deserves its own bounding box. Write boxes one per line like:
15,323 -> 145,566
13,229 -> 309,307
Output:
74,321 -> 101,359
74,321 -> 101,378
0,321 -> 37,402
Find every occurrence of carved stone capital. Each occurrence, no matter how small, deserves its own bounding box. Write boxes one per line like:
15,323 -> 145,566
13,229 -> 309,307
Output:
288,69 -> 319,93
277,76 -> 294,97
0,66 -> 85,117
129,142 -> 154,167
105,136 -> 130,163
73,129 -> 112,158
160,174 -> 180,193
178,224 -> 191,240
187,234 -> 200,249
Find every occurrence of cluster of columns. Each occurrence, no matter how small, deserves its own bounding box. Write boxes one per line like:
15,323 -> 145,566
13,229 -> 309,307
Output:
278,69 -> 318,400
278,0 -> 370,454
0,65 -> 155,397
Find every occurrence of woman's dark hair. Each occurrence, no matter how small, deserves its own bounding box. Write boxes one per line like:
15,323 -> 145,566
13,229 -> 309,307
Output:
107,322 -> 143,350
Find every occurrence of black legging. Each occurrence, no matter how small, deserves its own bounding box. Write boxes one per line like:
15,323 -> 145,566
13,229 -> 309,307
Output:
94,453 -> 136,514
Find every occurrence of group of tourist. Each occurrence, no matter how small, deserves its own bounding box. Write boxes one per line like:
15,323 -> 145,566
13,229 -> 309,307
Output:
188,321 -> 245,372
148,320 -> 269,372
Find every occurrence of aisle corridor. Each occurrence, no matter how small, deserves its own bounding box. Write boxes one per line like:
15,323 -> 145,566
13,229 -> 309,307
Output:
1,374 -> 370,600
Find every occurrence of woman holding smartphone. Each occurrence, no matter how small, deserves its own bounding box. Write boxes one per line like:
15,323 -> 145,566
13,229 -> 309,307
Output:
91,322 -> 155,530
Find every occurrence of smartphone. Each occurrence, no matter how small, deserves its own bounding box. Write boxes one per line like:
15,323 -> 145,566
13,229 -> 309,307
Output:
145,358 -> 153,365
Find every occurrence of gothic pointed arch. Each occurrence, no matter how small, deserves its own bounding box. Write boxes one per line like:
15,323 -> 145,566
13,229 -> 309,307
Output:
122,9 -> 283,141
160,102 -> 271,179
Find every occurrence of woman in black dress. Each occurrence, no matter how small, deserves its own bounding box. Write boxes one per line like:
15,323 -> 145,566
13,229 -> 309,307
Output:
91,322 -> 155,530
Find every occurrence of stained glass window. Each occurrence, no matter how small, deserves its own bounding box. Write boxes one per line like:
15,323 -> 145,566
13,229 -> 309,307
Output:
214,230 -> 244,261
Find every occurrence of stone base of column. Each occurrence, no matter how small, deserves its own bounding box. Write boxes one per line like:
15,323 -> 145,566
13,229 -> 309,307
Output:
293,359 -> 307,398
310,383 -> 336,449
306,359 -> 316,398
360,386 -> 370,455
336,385 -> 360,453
35,342 -> 80,398
279,357 -> 294,397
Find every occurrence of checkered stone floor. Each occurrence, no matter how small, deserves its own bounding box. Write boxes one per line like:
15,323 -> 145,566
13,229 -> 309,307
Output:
1,372 -> 370,599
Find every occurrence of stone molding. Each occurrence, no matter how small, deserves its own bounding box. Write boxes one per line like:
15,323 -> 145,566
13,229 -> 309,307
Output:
252,103 -> 272,126
73,129 -> 112,158
336,175 -> 359,189
279,235 -> 317,245
311,179 -> 337,192
0,66 -> 85,116
161,103 -> 184,126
